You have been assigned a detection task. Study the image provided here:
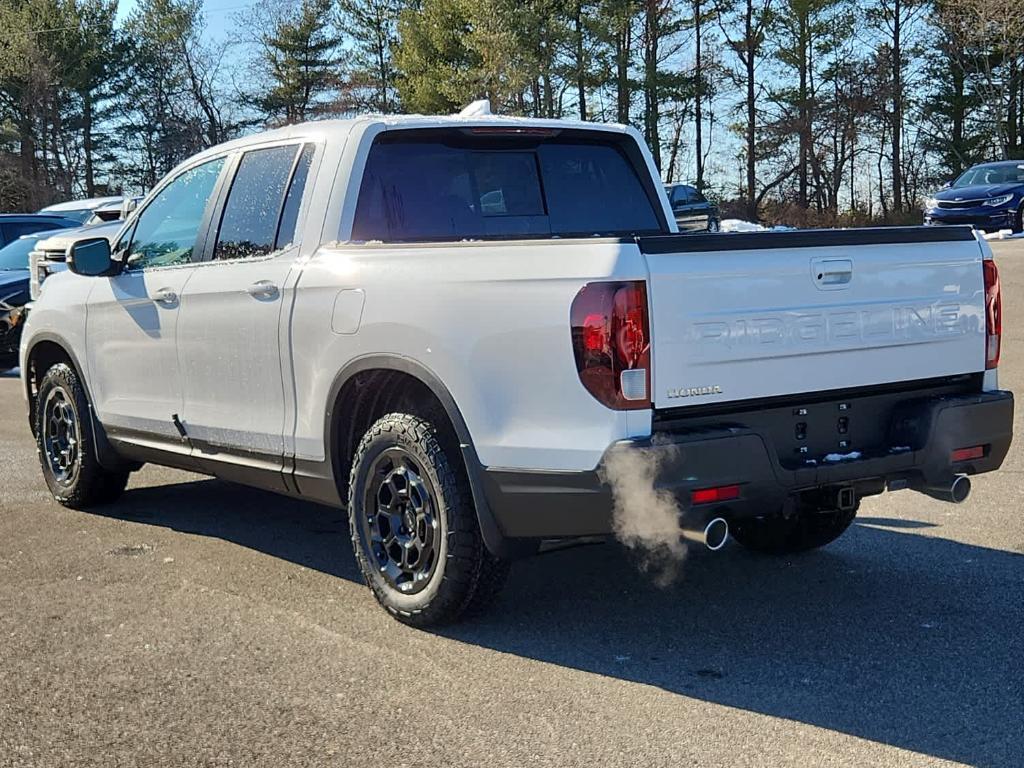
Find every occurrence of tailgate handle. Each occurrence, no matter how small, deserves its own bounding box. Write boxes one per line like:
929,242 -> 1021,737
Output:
812,258 -> 853,289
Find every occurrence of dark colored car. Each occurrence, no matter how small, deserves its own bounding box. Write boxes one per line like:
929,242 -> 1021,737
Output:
664,183 -> 719,232
924,160 -> 1024,232
0,214 -> 79,248
0,229 -> 73,371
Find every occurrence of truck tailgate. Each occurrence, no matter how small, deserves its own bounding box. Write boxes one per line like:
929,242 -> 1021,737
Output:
639,227 -> 987,409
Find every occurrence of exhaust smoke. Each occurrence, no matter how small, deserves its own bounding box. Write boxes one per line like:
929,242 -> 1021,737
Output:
599,439 -> 688,586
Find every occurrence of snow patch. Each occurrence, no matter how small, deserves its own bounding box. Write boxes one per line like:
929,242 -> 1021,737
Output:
719,219 -> 766,233
823,451 -> 862,463
982,229 -> 1024,241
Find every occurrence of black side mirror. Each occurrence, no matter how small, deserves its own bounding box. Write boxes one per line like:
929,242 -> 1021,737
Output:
67,237 -> 117,277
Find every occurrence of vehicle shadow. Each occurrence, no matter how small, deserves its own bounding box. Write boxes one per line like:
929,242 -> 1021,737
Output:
98,478 -> 1023,767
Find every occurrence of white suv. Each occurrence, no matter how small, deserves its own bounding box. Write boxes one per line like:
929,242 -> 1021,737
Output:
20,114 -> 1014,625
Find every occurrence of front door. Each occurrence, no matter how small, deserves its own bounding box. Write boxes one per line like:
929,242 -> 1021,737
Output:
177,143 -> 315,489
85,157 -> 227,453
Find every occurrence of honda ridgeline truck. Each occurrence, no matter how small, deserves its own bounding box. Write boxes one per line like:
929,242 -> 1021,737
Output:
20,110 -> 1014,625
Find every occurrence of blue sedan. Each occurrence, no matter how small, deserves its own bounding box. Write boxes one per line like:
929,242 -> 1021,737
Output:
924,161 -> 1024,233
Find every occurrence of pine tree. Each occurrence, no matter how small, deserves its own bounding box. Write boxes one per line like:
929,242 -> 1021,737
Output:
257,0 -> 341,124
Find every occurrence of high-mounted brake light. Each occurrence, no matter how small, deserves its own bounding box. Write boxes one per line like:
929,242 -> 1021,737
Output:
462,127 -> 562,138
983,259 -> 1001,369
570,281 -> 651,410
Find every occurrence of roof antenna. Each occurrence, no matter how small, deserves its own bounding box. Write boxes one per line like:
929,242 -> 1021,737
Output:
458,99 -> 492,117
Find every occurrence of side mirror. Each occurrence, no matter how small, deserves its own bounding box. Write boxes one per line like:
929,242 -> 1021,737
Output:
121,197 -> 138,219
67,238 -> 117,277
940,180 -> 953,190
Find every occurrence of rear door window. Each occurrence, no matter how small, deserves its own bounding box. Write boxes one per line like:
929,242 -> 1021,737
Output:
213,144 -> 300,260
352,133 -> 662,242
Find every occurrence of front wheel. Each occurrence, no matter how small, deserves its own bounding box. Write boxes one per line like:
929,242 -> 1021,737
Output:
731,504 -> 858,555
1014,205 -> 1023,234
34,363 -> 129,508
348,412 -> 509,626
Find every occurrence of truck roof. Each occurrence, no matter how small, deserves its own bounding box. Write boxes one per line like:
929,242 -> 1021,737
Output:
186,113 -> 639,166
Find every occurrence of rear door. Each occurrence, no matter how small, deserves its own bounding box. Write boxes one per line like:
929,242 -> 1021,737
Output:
177,143 -> 315,489
641,229 -> 988,410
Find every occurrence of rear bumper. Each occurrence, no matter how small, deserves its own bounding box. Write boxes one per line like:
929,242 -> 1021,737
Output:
482,389 -> 1014,540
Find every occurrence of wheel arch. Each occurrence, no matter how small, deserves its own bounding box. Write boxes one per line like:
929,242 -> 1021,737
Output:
24,332 -> 135,472
324,354 -> 530,559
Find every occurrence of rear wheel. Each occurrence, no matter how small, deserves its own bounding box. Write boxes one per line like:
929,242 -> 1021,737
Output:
34,363 -> 129,508
731,504 -> 858,555
348,412 -> 508,626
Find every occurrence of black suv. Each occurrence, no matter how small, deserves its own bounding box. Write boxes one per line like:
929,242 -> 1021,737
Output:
664,184 -> 719,232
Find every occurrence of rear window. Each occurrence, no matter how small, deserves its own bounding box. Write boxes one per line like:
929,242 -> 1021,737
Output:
351,133 -> 663,242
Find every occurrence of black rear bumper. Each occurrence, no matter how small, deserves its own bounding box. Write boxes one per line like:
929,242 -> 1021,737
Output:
482,388 -> 1014,541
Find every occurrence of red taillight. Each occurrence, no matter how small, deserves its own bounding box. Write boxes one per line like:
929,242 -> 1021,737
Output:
691,484 -> 741,505
570,281 -> 651,410
951,445 -> 985,462
983,259 -> 1001,369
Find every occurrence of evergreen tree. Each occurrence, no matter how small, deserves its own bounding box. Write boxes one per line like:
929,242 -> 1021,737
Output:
257,0 -> 341,124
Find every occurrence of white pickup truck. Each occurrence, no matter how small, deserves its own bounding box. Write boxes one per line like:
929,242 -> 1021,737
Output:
20,112 -> 1014,625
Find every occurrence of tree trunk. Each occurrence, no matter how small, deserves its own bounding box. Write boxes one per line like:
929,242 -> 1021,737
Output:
745,0 -> 756,221
82,95 -> 96,197
797,10 -> 808,209
890,0 -> 903,213
616,20 -> 631,124
575,2 -> 587,120
1007,58 -> 1019,156
694,0 -> 703,190
952,59 -> 965,173
644,0 -> 661,171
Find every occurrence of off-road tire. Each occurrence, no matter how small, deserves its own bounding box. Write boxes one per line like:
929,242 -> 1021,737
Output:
731,504 -> 858,555
348,412 -> 509,626
34,363 -> 129,509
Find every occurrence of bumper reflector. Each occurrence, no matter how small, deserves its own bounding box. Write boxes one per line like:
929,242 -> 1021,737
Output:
691,484 -> 741,505
951,445 -> 985,462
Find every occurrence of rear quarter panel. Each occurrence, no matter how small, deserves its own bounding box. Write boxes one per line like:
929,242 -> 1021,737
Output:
289,240 -> 653,471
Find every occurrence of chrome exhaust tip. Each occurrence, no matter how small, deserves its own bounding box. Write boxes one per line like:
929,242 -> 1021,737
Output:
916,474 -> 972,504
703,517 -> 729,551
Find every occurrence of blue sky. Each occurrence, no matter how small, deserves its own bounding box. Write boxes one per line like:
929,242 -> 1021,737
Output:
115,0 -> 256,35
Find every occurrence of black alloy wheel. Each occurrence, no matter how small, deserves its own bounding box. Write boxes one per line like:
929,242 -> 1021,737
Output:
42,385 -> 81,487
361,447 -> 440,594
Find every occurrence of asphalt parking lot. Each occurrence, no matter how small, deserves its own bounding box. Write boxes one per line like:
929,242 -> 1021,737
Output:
2,240 -> 1022,768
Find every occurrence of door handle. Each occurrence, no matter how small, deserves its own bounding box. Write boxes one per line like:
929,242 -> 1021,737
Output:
152,287 -> 178,306
246,280 -> 279,300
811,258 -> 853,290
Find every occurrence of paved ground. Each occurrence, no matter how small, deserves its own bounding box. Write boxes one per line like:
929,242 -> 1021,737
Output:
2,241 -> 1022,768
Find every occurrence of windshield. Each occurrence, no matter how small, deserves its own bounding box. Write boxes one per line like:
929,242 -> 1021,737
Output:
0,235 -> 40,270
41,208 -> 92,223
953,165 -> 1024,188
